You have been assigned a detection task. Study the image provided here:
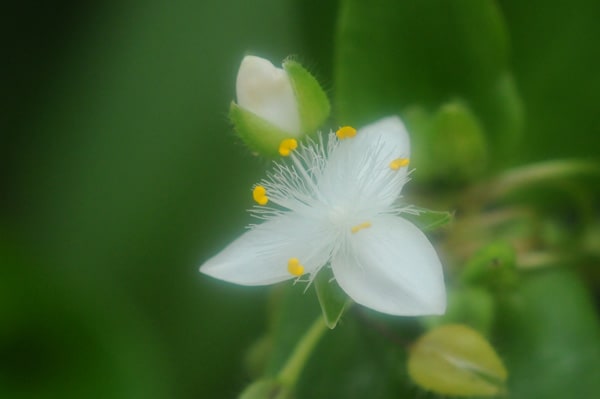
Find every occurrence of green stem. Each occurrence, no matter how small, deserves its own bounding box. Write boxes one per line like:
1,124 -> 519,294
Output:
277,316 -> 328,387
468,160 -> 600,206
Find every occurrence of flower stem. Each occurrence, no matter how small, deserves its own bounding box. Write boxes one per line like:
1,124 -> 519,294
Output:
277,315 -> 328,387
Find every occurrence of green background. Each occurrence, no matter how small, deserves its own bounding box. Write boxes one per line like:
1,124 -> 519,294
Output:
3,0 -> 599,397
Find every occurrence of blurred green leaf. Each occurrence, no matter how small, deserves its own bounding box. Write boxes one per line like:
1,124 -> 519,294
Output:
500,0 -> 600,162
335,0 -> 522,169
460,241 -> 518,290
423,287 -> 495,337
408,324 -> 507,397
496,269 -> 600,398
314,267 -> 349,329
239,379 -> 291,399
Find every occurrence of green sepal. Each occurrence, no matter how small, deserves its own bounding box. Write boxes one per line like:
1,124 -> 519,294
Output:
283,60 -> 330,135
314,266 -> 349,329
402,206 -> 453,232
408,324 -> 508,397
229,101 -> 291,158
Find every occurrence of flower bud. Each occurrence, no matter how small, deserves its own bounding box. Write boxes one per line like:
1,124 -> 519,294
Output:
230,55 -> 330,157
404,101 -> 488,184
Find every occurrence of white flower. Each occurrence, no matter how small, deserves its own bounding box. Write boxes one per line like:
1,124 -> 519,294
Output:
236,55 -> 301,135
200,116 -> 446,316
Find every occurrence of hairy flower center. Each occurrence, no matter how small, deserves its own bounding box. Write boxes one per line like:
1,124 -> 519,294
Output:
327,206 -> 372,236
327,205 -> 350,227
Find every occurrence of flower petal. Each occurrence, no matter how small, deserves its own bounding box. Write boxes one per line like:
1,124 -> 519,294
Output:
236,55 -> 301,134
319,116 -> 411,210
200,213 -> 334,286
359,116 -> 411,160
331,215 -> 446,315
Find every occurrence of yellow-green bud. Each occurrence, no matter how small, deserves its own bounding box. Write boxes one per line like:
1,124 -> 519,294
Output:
408,324 -> 508,397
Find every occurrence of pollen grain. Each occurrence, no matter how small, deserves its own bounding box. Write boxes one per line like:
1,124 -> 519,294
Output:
336,126 -> 357,140
351,221 -> 372,233
287,258 -> 305,276
389,158 -> 410,170
252,185 -> 269,205
278,138 -> 298,156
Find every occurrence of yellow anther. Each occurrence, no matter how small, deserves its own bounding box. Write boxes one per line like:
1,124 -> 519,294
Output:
389,157 -> 410,170
278,138 -> 298,156
336,126 -> 357,140
287,258 -> 305,276
351,221 -> 372,234
252,185 -> 269,205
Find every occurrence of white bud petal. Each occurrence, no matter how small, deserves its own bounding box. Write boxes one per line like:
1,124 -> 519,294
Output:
236,56 -> 301,135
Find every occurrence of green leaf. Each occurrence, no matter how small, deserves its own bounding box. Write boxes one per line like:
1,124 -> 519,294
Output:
335,0 -> 522,169
496,269 -> 600,398
402,206 -> 453,232
284,59 -> 331,135
408,324 -> 508,397
499,0 -> 600,162
314,266 -> 350,329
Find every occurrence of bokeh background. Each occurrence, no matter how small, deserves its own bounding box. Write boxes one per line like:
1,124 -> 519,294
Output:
3,0 -> 599,398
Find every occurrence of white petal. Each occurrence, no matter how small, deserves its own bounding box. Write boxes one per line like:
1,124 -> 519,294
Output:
236,55 -> 301,134
359,116 -> 411,159
319,116 -> 411,210
200,213 -> 333,286
331,215 -> 446,315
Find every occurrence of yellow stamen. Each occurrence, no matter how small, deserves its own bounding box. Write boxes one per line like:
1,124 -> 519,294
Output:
335,126 -> 357,140
287,258 -> 305,276
389,157 -> 410,170
351,221 -> 372,233
278,138 -> 298,156
252,185 -> 269,205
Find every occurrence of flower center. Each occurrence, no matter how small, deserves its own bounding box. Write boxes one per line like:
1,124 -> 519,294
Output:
327,206 -> 372,234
